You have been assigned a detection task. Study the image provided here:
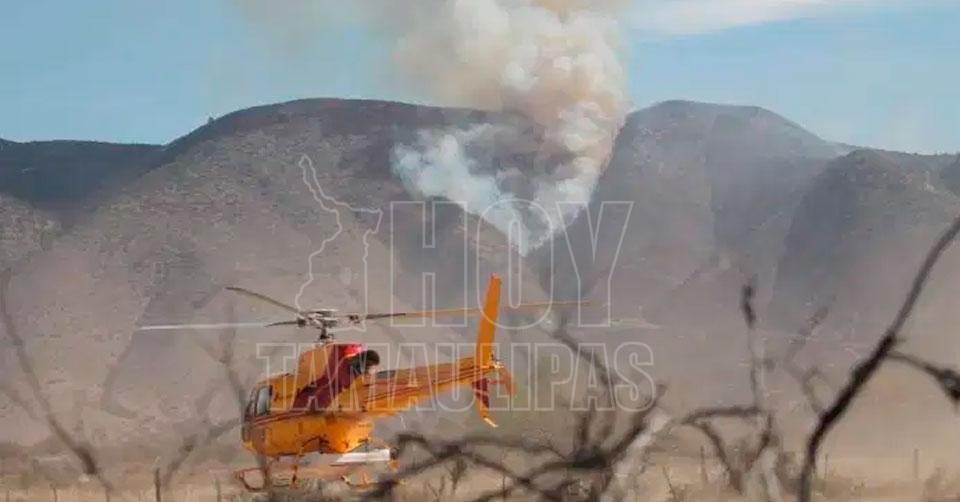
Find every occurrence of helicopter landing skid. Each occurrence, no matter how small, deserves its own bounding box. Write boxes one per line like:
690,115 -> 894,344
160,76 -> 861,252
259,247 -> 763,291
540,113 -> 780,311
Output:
234,448 -> 396,492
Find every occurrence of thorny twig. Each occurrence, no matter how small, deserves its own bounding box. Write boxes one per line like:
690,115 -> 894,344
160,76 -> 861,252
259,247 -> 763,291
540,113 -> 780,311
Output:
676,404 -> 761,494
365,298 -> 669,501
0,269 -> 116,495
661,466 -> 680,501
798,214 -> 960,502
368,274 -> 791,500
689,419 -> 743,492
782,307 -> 831,414
0,381 -> 38,420
887,350 -> 960,405
741,281 -> 783,502
657,283 -> 786,499
202,297 -> 276,497
160,416 -> 239,488
367,388 -> 666,501
152,295 -> 251,490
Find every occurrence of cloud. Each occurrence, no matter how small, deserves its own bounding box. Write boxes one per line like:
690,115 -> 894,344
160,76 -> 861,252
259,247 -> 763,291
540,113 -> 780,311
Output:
629,0 -> 888,35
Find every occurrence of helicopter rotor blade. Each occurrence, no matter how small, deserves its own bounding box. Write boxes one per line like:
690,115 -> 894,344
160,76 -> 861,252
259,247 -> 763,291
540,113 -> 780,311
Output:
261,321 -> 355,333
137,320 -> 294,332
342,300 -> 588,322
265,320 -> 302,327
225,286 -> 302,315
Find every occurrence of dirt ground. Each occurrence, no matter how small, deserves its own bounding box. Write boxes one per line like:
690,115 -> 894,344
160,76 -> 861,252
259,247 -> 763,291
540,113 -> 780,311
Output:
4,452 -> 959,502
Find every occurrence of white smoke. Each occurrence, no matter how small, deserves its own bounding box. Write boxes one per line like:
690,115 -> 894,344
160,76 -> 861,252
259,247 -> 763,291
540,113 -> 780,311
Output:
390,0 -> 630,253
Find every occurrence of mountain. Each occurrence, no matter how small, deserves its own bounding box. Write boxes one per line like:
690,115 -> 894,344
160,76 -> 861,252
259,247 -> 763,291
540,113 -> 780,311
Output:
762,150 -> 960,452
1,97 -> 957,453
0,194 -> 58,270
0,137 -> 159,268
0,99 -> 550,444
769,149 -> 960,338
539,100 -> 843,325
523,100 -> 861,403
0,138 -> 160,218
937,153 -> 960,195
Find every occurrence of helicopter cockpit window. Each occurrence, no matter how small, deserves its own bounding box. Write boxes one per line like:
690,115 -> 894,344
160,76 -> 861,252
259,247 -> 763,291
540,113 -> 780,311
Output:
244,388 -> 257,419
254,386 -> 272,416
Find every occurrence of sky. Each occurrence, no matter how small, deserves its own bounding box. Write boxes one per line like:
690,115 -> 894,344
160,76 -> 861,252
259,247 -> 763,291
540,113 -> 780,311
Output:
2,0 -> 957,153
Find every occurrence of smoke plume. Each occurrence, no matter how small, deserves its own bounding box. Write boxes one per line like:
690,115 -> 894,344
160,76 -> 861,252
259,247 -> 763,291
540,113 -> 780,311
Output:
228,0 -> 630,252
391,0 -> 630,253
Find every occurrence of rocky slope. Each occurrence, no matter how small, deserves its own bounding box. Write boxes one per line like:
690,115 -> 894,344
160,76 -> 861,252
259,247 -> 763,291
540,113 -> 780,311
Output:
0,138 -> 160,217
0,99 -> 548,444
0,194 -> 58,269
770,149 -> 960,338
539,100 -> 843,324
763,150 -> 960,453
0,137 -> 159,272
1,97 -> 958,453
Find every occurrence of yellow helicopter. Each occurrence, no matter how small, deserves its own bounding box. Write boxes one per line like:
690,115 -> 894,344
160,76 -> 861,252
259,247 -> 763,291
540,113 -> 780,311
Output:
140,274 -> 576,490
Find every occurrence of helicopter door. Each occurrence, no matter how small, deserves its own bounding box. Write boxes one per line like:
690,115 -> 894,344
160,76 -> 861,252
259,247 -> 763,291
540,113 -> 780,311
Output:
241,385 -> 271,441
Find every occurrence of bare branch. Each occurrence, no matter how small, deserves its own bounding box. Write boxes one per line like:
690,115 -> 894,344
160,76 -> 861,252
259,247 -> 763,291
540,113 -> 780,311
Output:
888,350 -> 960,405
690,420 -> 743,493
0,268 -> 115,495
798,214 -> 960,502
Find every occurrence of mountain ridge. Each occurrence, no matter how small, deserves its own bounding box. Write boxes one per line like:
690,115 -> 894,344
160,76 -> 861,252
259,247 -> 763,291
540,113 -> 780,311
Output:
1,97 -> 958,449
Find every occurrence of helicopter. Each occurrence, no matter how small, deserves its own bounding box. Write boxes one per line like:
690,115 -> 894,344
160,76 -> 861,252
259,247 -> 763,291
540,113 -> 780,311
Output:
139,274 -> 578,490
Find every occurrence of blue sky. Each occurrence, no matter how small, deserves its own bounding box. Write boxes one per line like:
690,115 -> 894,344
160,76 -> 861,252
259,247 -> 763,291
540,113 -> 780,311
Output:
2,0 -> 957,153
